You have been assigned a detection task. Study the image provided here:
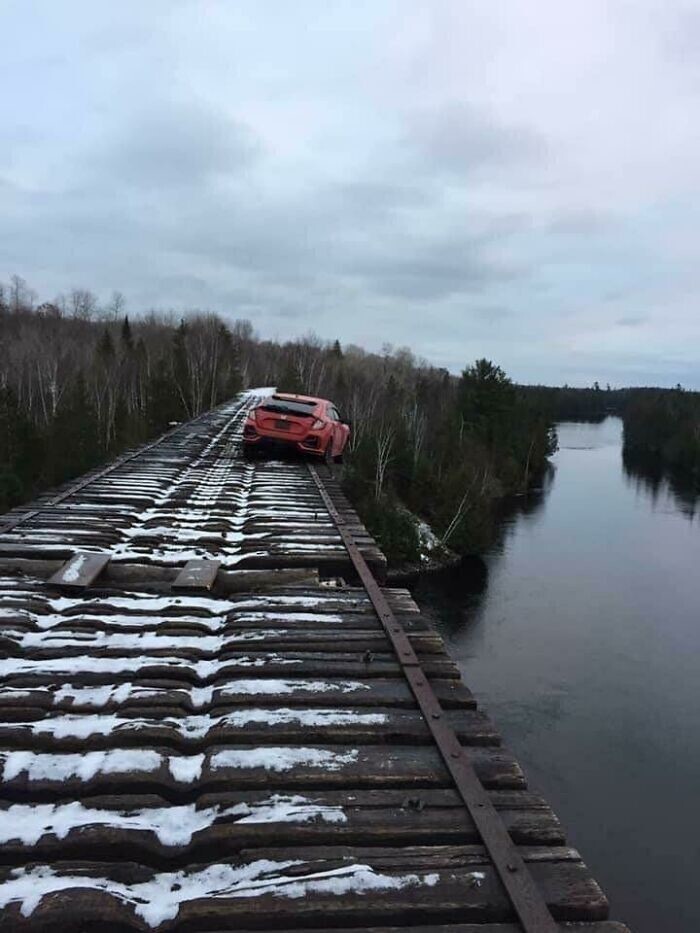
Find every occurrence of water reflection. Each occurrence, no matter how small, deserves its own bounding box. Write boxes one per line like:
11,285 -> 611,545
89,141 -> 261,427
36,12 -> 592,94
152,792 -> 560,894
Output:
622,447 -> 700,520
413,417 -> 700,933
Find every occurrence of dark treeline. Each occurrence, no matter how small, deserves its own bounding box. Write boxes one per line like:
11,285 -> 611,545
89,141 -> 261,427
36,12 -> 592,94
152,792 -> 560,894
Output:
519,383 -> 621,421
521,382 -> 700,491
0,277 -> 243,511
0,275 -> 556,562
622,387 -> 700,483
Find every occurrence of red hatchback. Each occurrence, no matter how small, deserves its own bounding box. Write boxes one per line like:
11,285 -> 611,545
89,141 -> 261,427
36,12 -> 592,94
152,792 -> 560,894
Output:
242,393 -> 351,461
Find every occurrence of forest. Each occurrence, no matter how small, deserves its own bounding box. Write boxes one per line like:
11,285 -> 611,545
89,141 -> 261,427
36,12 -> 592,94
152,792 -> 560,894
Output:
520,382 -> 700,488
621,387 -> 700,482
0,275 -> 557,564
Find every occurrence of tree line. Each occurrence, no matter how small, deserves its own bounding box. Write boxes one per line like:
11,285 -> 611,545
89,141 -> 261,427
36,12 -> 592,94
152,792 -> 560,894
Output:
0,275 -> 557,563
621,387 -> 700,482
520,382 -> 700,493
0,277 -> 242,510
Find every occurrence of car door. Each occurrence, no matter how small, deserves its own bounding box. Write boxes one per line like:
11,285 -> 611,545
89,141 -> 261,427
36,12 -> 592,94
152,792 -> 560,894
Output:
328,406 -> 347,455
327,405 -> 340,455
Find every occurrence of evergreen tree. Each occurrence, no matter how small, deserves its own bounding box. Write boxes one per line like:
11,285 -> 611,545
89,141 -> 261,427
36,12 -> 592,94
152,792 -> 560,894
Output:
120,315 -> 134,352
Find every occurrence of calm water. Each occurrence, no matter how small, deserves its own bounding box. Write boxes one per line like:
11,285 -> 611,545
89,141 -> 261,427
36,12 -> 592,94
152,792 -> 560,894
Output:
414,418 -> 699,933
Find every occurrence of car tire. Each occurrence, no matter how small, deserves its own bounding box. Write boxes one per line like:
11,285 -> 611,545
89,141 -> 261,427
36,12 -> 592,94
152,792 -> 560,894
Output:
323,442 -> 333,466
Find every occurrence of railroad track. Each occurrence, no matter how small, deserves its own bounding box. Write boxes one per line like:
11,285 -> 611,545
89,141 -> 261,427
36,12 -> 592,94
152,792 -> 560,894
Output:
0,392 -> 630,932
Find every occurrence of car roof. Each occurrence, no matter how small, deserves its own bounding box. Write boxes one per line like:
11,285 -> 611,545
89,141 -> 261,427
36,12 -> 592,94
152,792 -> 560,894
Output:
270,393 -> 331,406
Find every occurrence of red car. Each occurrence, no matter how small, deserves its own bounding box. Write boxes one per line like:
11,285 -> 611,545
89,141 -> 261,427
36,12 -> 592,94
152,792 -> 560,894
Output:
242,393 -> 351,461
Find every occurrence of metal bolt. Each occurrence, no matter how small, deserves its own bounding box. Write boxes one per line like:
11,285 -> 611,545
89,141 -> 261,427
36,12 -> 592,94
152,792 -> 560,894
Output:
507,863 -> 518,873
451,750 -> 460,759
431,712 -> 441,719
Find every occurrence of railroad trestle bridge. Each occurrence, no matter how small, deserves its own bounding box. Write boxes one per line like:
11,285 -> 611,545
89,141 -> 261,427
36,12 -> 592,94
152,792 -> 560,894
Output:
0,392 -> 630,932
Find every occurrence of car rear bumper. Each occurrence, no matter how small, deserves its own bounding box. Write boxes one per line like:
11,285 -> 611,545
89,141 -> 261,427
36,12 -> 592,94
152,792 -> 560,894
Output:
243,436 -> 326,457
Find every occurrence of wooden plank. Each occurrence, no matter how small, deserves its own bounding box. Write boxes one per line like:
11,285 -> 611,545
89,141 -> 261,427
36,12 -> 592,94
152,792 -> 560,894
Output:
0,652 -> 462,681
0,631 -> 448,659
212,926 -> 630,933
217,567 -> 320,591
0,706 -> 500,749
172,559 -> 221,592
0,676 -> 476,711
46,552 -> 111,590
0,614 -> 432,637
0,789 -> 564,861
0,852 -> 609,929
0,743 -> 524,795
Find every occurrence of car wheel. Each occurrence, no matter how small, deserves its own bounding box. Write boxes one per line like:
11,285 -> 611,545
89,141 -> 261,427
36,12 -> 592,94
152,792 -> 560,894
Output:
323,441 -> 333,466
333,452 -> 344,464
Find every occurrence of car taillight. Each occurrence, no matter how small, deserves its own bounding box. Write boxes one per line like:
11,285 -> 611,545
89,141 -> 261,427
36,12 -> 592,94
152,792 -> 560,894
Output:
312,419 -> 324,429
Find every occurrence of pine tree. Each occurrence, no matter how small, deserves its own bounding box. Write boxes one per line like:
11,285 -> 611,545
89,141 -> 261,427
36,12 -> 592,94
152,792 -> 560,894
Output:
120,315 -> 134,352
96,328 -> 115,363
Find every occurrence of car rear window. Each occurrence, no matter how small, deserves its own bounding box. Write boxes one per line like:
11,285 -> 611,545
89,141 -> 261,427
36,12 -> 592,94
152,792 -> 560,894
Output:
261,399 -> 318,416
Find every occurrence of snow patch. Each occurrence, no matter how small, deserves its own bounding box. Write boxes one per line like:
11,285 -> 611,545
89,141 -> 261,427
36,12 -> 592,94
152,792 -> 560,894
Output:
211,746 -> 359,773
0,795 -> 346,847
61,554 -> 87,583
168,755 -> 204,782
0,862 -> 439,926
1,749 -> 161,782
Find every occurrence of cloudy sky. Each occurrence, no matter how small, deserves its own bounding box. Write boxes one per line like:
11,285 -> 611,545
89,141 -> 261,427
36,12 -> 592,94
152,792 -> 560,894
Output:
2,1 -> 700,386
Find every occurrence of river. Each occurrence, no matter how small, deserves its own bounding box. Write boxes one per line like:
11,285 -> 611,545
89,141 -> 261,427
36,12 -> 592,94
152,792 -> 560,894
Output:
414,417 -> 699,933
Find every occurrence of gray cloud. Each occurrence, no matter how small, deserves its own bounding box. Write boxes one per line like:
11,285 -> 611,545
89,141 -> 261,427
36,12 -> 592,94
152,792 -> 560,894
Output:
406,102 -> 546,176
87,102 -> 260,190
616,315 -> 648,327
0,1 -> 699,386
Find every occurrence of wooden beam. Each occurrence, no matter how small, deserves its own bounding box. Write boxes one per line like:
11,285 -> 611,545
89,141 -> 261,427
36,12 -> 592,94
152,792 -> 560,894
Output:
172,559 -> 221,592
47,552 -> 111,590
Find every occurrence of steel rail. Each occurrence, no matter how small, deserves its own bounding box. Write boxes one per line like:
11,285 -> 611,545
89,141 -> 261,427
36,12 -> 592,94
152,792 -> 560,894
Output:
308,463 -> 559,933
0,396 -> 250,537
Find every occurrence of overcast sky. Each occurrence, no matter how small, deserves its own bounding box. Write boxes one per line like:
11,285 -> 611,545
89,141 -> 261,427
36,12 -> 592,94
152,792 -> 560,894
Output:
2,1 -> 699,386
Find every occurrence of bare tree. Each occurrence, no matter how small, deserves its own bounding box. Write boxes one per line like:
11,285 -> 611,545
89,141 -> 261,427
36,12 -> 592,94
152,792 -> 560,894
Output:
9,275 -> 35,313
70,288 -> 98,320
104,291 -> 126,321
403,402 -> 427,471
374,424 -> 394,502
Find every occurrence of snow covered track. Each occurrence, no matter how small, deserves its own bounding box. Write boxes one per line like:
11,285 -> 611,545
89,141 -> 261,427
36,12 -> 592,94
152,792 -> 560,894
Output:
0,392 -> 628,932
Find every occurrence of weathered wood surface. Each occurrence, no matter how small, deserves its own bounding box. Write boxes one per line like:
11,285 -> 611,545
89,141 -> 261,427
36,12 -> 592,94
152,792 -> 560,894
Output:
0,677 -> 475,710
172,559 -> 221,591
46,551 -> 111,590
0,392 -> 630,931
0,395 -> 385,577
0,790 -> 565,861
0,851 -> 608,930
208,927 -> 630,933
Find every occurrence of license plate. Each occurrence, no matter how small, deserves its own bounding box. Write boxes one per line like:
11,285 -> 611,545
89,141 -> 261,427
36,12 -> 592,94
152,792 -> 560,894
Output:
275,420 -> 291,430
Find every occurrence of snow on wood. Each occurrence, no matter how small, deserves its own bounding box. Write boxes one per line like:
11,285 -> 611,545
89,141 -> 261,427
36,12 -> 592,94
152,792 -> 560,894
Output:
0,653 -> 301,679
0,677 -> 371,709
0,862 -> 440,927
210,747 -> 359,773
3,708 -> 387,740
0,795 -> 347,847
